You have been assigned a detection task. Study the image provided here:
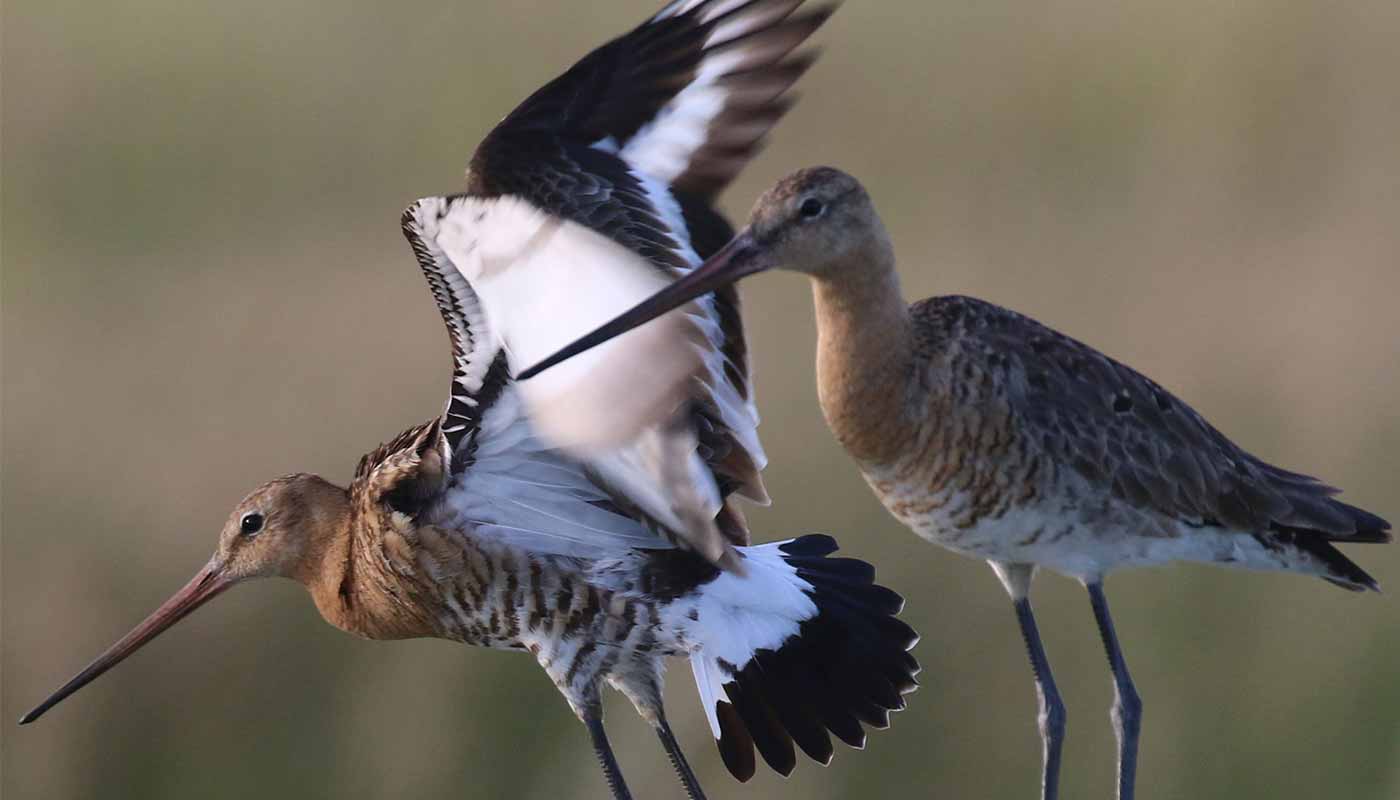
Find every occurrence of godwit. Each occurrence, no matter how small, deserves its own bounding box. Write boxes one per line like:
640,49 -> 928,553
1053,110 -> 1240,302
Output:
22,6 -> 923,799
19,428 -> 917,799
519,166 -> 1393,800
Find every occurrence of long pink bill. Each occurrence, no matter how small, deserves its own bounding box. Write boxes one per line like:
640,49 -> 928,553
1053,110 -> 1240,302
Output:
516,230 -> 769,381
19,560 -> 235,725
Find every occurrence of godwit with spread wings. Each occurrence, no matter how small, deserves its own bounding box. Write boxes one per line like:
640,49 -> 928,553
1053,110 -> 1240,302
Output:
23,8 -> 923,799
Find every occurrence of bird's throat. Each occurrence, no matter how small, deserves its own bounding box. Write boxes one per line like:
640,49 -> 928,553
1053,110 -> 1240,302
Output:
810,250 -> 918,466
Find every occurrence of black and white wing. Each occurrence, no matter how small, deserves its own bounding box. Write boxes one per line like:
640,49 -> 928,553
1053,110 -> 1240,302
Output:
400,200 -> 508,455
403,201 -> 703,561
402,0 -> 830,566
462,0 -> 832,510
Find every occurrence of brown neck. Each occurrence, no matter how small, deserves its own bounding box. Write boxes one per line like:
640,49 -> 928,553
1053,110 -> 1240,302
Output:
303,486 -> 440,640
809,226 -> 917,466
290,488 -> 359,633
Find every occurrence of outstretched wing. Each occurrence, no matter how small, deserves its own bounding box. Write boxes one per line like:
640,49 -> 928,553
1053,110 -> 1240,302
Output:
403,199 -> 710,560
403,195 -> 705,454
400,203 -> 509,455
396,0 -> 831,564
463,0 -> 833,509
470,0 -> 830,200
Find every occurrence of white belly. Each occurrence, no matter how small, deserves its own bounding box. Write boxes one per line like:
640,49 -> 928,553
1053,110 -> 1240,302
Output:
865,465 -> 1317,583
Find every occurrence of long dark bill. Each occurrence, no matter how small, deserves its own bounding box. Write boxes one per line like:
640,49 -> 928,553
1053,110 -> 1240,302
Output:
19,560 -> 235,725
516,230 -> 769,381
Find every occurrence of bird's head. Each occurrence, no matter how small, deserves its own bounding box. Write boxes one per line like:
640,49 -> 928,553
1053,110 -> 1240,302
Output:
19,473 -> 350,725
744,166 -> 881,280
213,473 -> 351,581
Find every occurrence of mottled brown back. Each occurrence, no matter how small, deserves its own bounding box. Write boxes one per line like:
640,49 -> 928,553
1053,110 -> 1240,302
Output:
913,295 -> 1390,541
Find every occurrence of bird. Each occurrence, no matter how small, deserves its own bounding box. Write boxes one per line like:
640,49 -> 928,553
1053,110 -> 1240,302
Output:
517,166 -> 1393,800
20,6 -> 924,800
19,431 -> 918,799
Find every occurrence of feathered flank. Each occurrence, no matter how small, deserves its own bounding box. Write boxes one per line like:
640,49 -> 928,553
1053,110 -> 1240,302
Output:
911,294 -> 1391,587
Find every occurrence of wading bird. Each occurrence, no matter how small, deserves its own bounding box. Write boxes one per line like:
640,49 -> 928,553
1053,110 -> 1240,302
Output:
23,6 -> 923,799
519,166 -> 1392,800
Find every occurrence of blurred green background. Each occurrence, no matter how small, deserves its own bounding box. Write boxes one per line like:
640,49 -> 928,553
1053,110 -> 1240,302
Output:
4,1 -> 1398,798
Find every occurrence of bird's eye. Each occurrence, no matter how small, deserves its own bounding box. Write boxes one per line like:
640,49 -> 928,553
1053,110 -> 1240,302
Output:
240,512 -> 264,536
799,197 -> 825,220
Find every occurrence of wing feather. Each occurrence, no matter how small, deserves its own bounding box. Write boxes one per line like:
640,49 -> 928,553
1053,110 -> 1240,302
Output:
430,389 -> 671,558
400,0 -> 831,563
402,199 -> 506,453
405,195 -> 733,564
920,295 -> 1389,541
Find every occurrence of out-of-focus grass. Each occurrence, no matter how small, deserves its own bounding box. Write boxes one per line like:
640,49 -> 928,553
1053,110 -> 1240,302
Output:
4,1 -> 1398,798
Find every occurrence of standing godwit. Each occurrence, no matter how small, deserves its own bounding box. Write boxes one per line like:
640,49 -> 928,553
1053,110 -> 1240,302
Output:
22,6 -> 924,799
519,166 -> 1393,800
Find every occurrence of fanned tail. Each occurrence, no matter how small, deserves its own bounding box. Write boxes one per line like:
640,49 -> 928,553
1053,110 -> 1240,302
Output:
678,534 -> 919,780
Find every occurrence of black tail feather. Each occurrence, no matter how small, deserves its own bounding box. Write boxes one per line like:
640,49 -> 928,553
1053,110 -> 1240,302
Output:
764,661 -> 836,763
1262,523 -> 1387,592
1265,495 -> 1394,594
712,534 -> 919,780
726,675 -> 796,776
715,703 -> 756,781
1290,535 -> 1381,592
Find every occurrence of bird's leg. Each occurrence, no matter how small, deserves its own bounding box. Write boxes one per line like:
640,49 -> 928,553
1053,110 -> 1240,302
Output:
994,562 -> 1065,800
1013,596 -> 1066,800
585,713 -> 634,800
1087,581 -> 1141,800
654,715 -> 709,800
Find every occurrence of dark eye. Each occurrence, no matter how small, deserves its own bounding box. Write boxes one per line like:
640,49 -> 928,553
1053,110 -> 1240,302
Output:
799,197 -> 825,220
240,512 -> 264,536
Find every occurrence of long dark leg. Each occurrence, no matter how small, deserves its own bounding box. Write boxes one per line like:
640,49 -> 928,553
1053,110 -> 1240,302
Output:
1014,597 -> 1066,800
655,716 -> 708,800
1087,581 -> 1141,800
585,714 -> 634,800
